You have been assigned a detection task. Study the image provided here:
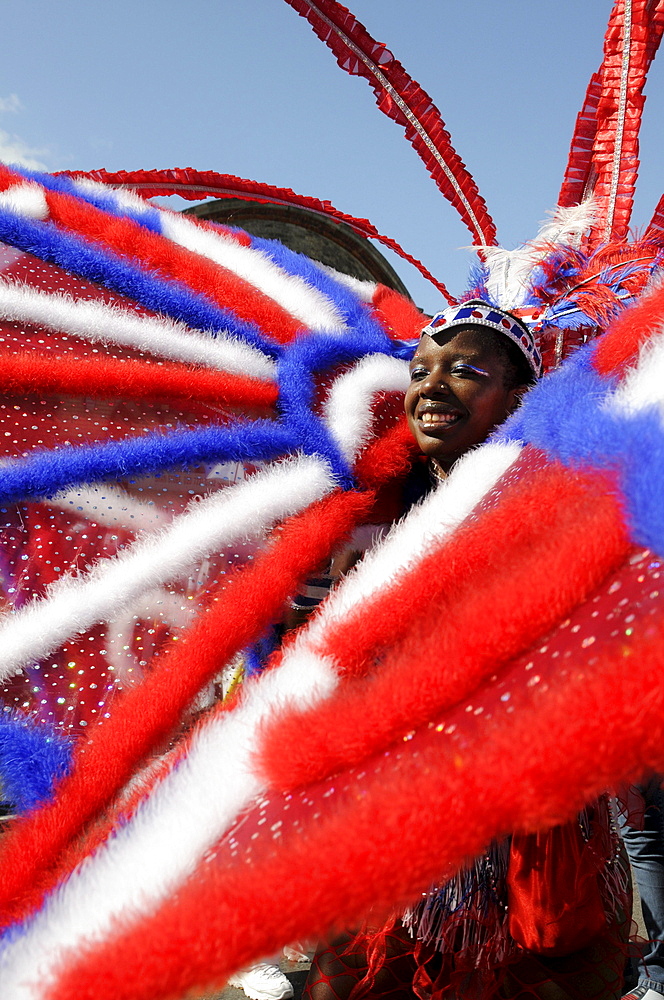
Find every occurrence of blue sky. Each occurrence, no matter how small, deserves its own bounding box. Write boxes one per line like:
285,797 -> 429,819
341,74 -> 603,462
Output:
0,1 -> 662,312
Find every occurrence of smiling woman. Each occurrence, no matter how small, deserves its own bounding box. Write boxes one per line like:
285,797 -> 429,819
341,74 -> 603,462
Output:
405,300 -> 539,471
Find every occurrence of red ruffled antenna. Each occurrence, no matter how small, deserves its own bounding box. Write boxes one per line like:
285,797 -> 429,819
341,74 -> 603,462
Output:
283,0 -> 497,249
557,72 -> 603,211
559,0 -> 664,244
60,167 -> 456,304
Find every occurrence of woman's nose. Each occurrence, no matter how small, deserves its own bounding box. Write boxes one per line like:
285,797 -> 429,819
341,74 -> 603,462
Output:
420,370 -> 449,395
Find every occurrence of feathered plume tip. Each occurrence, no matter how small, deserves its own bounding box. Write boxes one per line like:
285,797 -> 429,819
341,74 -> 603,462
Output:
462,201 -> 664,370
463,201 -> 598,312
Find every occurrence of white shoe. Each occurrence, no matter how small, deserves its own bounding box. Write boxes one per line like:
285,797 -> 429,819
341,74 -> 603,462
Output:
228,963 -> 295,1000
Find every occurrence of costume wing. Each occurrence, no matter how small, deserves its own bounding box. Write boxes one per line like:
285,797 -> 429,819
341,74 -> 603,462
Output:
2,0 -> 664,994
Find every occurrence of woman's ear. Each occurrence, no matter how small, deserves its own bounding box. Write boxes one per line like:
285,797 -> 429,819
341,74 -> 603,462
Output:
506,384 -> 530,414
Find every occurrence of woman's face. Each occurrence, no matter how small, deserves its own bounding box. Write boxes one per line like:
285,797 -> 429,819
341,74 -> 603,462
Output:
404,327 -> 523,469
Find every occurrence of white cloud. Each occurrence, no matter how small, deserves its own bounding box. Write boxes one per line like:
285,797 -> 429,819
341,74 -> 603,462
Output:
0,129 -> 48,170
0,95 -> 50,170
0,95 -> 23,115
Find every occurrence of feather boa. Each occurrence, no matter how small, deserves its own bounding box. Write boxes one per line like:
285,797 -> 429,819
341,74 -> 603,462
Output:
0,454 -> 333,681
159,212 -> 349,334
0,279 -> 277,380
0,714 -> 71,813
62,167 -> 455,300
0,419 -> 298,504
323,354 -> 409,462
0,350 -> 277,411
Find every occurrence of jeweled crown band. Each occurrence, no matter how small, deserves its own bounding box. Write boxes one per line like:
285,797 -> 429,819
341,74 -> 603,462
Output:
421,299 -> 543,379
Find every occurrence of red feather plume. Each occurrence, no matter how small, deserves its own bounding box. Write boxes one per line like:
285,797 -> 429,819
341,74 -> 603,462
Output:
559,0 -> 664,244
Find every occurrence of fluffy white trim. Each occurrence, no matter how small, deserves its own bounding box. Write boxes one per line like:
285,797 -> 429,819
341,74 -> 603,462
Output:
160,211 -> 348,334
0,647 -> 338,998
71,177 -> 156,217
315,262 -> 378,302
0,181 -> 48,220
482,200 -> 596,311
0,454 -> 334,680
323,354 -> 410,462
295,440 -> 523,656
604,324 -> 664,416
0,279 -> 276,380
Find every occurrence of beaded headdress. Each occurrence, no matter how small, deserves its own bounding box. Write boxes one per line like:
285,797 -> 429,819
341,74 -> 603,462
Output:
421,299 -> 543,380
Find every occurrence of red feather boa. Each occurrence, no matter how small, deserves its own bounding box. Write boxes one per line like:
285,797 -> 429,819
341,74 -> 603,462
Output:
0,351 -> 278,411
260,451 -> 629,790
44,545 -> 664,1000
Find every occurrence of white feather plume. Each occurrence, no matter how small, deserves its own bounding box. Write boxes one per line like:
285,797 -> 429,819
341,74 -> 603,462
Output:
479,199 -> 597,311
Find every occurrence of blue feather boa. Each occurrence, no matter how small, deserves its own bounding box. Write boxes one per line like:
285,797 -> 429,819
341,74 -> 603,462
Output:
0,422 -> 297,503
0,711 -> 71,812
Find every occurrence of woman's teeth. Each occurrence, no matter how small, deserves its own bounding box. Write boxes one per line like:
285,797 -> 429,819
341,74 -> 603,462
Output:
420,411 -> 459,425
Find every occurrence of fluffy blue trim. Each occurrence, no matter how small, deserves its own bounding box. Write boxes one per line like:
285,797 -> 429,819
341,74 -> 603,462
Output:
0,207 -> 278,359
0,711 -> 72,812
278,329 -> 391,487
0,422 -> 297,502
497,342 -> 664,554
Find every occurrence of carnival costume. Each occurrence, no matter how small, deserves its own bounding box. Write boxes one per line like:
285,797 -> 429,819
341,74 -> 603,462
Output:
0,2 -> 663,999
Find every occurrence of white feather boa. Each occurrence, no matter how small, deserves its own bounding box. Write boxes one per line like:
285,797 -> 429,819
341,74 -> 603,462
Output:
323,353 -> 410,462
159,211 -> 349,334
0,279 -> 276,380
0,454 -> 334,681
0,439 -> 521,999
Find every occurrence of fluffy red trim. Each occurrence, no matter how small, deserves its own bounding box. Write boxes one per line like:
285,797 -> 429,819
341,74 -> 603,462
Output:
259,451 -> 629,790
592,275 -> 664,376
0,486 -> 377,927
370,285 -> 429,340
0,351 -> 278,411
46,548 -> 664,1000
353,416 -> 419,489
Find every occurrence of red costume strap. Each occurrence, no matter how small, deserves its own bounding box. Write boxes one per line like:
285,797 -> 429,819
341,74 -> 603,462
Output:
60,167 -> 456,303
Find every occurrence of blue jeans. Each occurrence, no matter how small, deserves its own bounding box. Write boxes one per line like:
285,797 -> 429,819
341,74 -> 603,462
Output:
618,776 -> 664,995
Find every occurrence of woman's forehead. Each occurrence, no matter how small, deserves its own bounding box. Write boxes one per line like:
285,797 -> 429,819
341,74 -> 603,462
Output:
414,326 -> 503,364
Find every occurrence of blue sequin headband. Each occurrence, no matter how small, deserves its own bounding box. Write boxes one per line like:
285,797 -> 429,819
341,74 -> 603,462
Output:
421,299 -> 543,379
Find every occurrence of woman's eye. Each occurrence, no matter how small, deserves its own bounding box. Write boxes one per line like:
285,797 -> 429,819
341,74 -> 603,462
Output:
410,366 -> 428,381
452,364 -> 488,378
